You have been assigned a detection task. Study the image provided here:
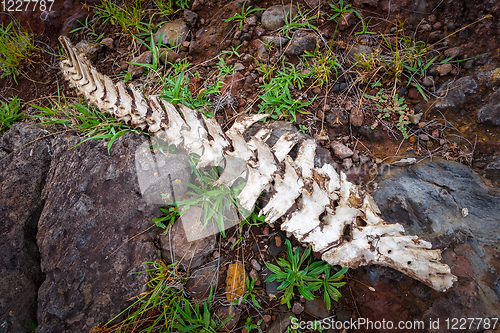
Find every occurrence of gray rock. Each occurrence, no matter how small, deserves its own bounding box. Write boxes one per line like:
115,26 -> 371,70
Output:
261,35 -> 289,47
246,14 -> 258,26
154,19 -> 189,47
100,37 -> 114,51
185,260 -> 220,299
262,268 -> 283,299
373,158 -> 500,318
434,76 -> 478,111
159,206 -> 216,269
128,51 -> 152,79
214,305 -> 241,330
342,157 -> 353,170
444,47 -> 463,58
330,141 -> 353,159
74,39 -> 102,62
268,312 -> 295,333
428,30 -> 444,44
261,5 -> 298,31
304,298 -> 332,319
485,158 -> 500,182
285,30 -> 318,56
438,63 -> 452,76
159,48 -> 181,64
183,9 -> 198,27
422,76 -> 434,87
476,89 -> 500,126
0,124 -> 50,333
256,42 -> 270,62
348,44 -> 374,62
36,132 -> 160,333
292,302 -> 304,314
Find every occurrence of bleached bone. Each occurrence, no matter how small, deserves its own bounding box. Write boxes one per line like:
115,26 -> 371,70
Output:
58,36 -> 457,292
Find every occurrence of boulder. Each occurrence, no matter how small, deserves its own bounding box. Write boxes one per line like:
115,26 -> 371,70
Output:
0,124 -> 51,333
372,158 -> 500,319
36,132 -> 161,333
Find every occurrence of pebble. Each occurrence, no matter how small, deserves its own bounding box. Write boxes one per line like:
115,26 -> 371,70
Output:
408,88 -> 418,99
428,15 -> 437,23
428,31 -> 444,44
409,113 -> 422,124
444,47 -> 463,58
256,27 -> 266,37
432,22 -> 442,30
330,141 -> 354,159
251,259 -> 261,271
100,37 -> 114,51
343,158 -> 353,170
238,98 -> 246,107
313,87 -> 321,95
423,76 -> 434,87
418,122 -> 426,129
292,302 -> 305,315
264,314 -> 272,323
234,63 -> 245,72
438,63 -> 452,76
246,14 -> 258,26
263,226 -> 269,235
234,30 -> 242,39
359,155 -> 370,165
420,134 -> 430,141
275,235 -> 282,248
249,268 -> 259,281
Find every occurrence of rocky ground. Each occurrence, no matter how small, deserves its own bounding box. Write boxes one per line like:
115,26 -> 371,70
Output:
1,0 -> 500,332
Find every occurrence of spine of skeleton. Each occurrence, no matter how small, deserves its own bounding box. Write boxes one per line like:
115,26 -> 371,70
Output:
58,36 -> 457,292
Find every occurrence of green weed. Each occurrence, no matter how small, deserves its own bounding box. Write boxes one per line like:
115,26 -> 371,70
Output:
302,46 -> 342,88
154,0 -> 190,15
175,286 -> 233,333
225,1 -> 264,30
244,317 -> 264,333
0,95 -> 25,134
280,4 -> 319,39
365,83 -> 413,139
0,19 -> 38,83
100,260 -> 186,332
31,101 -> 141,153
265,239 -> 347,308
232,277 -> 262,308
95,0 -> 149,37
258,62 -> 314,122
328,0 -> 367,35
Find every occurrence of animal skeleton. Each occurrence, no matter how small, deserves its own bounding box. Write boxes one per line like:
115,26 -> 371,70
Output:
58,36 -> 457,292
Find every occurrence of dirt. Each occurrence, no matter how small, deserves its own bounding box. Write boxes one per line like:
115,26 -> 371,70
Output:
1,0 -> 500,331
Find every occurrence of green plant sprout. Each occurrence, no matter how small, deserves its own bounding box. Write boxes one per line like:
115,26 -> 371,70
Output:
365,83 -> 413,139
94,0 -> 149,37
232,277 -> 262,308
265,239 -> 347,308
258,62 -> 314,122
0,95 -> 25,133
225,1 -> 264,30
244,317 -> 264,333
279,4 -> 319,39
0,19 -> 38,83
175,286 -> 234,333
328,0 -> 367,35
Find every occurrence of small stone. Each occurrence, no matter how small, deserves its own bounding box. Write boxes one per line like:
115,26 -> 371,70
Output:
330,141 -> 354,159
100,37 -> 114,51
74,40 -> 102,62
128,51 -> 153,79
292,302 -> 305,314
215,305 -> 241,331
234,63 -> 245,72
159,49 -> 181,64
444,47 -> 462,58
264,314 -> 272,323
408,88 -> 418,99
251,259 -> 261,271
239,33 -> 252,42
246,14 -> 258,26
182,41 -> 190,48
418,122 -> 426,129
261,5 -> 298,31
313,87 -> 321,95
440,139 -> 446,145
275,235 -> 282,248
420,134 -> 430,141
249,268 -> 259,281
375,158 -> 383,164
432,129 -> 440,138
428,30 -> 444,44
284,30 -> 318,56
154,19 -> 189,47
409,113 -> 422,124
256,27 -> 266,36
183,9 -> 198,28
423,76 -> 434,87
359,155 -> 370,165
432,22 -> 442,30
419,23 -> 432,31
438,63 -> 452,76
234,30 -> 242,40
343,158 -> 353,170
428,15 -> 437,23
263,226 -> 269,236
238,98 -> 246,107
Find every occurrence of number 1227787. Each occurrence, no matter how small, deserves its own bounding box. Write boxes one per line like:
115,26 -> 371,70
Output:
2,0 -> 54,12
